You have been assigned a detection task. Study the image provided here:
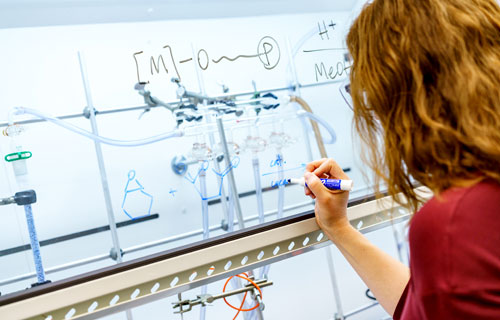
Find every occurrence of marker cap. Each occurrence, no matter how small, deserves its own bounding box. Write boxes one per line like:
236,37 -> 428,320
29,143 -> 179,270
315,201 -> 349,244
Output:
340,179 -> 353,191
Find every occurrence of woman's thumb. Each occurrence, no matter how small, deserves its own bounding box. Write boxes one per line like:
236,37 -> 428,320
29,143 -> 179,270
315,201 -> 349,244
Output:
304,172 -> 326,197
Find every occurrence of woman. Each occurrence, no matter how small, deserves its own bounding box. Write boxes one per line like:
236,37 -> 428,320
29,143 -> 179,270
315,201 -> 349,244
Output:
304,0 -> 500,318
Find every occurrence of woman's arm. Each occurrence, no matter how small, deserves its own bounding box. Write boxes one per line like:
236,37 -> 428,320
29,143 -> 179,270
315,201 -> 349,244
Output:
304,159 -> 409,316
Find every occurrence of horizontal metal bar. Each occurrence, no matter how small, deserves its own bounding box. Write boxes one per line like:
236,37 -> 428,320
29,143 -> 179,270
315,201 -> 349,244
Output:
209,280 -> 272,302
0,254 -> 110,287
173,279 -> 273,312
208,79 -> 344,100
0,214 -> 159,258
300,79 -> 344,90
0,113 -> 83,128
92,105 -> 157,116
0,201 -> 312,287
344,301 -> 379,318
0,196 -> 16,206
0,187 -> 431,320
0,105 -> 157,128
0,80 -> 344,128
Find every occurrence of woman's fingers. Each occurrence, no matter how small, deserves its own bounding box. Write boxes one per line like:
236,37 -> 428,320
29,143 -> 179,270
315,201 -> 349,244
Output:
304,186 -> 311,196
304,158 -> 350,197
313,158 -> 349,180
304,172 -> 329,198
305,160 -> 326,197
305,158 -> 328,173
304,186 -> 316,199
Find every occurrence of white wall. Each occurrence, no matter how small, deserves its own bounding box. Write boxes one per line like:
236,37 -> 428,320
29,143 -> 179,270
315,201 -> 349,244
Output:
0,0 -> 358,29
0,2 -> 408,320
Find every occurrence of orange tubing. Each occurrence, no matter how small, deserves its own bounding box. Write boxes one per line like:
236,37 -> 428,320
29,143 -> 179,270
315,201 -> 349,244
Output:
223,273 -> 263,320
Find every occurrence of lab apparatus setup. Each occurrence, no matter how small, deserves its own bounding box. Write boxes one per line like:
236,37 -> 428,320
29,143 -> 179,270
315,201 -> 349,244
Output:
0,1 -> 427,319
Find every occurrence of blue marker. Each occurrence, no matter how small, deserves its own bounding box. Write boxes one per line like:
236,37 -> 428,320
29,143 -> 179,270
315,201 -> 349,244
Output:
287,177 -> 353,191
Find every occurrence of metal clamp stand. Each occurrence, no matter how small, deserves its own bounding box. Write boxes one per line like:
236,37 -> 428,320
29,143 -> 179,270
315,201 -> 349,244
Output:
78,52 -> 123,264
78,52 -> 132,320
173,278 -> 273,315
0,190 -> 50,287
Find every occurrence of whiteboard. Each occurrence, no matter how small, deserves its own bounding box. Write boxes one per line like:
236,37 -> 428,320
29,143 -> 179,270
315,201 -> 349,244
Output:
0,10 -> 373,298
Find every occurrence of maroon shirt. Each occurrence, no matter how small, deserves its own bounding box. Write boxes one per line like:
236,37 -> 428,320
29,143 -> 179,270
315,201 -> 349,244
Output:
394,180 -> 500,319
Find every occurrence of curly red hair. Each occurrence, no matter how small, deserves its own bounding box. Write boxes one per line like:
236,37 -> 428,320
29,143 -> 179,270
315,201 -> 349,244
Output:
347,0 -> 500,211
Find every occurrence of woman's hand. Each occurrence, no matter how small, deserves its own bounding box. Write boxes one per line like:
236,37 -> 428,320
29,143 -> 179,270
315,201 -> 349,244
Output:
305,159 -> 410,316
304,158 -> 351,237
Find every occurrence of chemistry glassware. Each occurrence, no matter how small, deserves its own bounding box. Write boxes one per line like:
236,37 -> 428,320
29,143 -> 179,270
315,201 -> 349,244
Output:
212,141 -> 241,157
269,132 -> 296,149
243,136 -> 267,154
190,142 -> 214,161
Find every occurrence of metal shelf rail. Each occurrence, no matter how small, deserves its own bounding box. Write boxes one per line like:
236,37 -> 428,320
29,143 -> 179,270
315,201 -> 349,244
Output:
0,187 -> 430,320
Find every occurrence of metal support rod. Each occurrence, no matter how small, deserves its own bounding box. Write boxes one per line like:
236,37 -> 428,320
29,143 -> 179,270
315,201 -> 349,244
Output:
216,117 -> 244,230
23,204 -> 46,284
78,51 -> 122,264
249,164 -> 265,319
208,122 -> 231,229
199,170 -> 210,240
392,222 -> 405,263
78,52 -> 132,320
276,152 -> 285,219
226,185 -> 236,232
252,157 -> 265,224
252,288 -> 264,320
326,246 -> 344,320
199,169 -> 209,320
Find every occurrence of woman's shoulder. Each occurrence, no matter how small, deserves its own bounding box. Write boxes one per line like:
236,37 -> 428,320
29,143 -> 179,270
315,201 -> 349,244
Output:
409,179 -> 500,291
414,179 -> 500,224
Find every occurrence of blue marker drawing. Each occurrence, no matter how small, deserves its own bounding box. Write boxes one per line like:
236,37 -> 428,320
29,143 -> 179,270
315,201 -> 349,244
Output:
122,170 -> 154,220
262,164 -> 306,177
169,188 -> 178,197
184,160 -> 210,185
269,154 -> 286,167
271,179 -> 290,188
264,154 -> 307,188
185,156 -> 240,200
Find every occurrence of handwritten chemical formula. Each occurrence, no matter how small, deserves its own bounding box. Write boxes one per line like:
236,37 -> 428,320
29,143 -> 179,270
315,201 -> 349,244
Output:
302,20 -> 351,82
269,154 -> 286,167
133,36 -> 281,85
263,155 -> 306,188
184,157 -> 240,201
